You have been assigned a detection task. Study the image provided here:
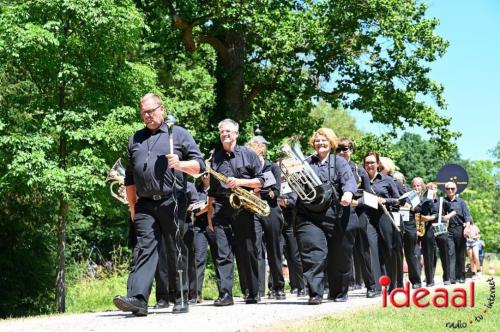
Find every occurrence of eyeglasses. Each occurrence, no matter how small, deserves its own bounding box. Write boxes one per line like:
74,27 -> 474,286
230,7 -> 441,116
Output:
364,161 -> 376,165
445,187 -> 456,191
337,147 -> 351,152
141,104 -> 162,116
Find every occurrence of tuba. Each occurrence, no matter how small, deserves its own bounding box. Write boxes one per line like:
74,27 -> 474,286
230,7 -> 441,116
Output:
106,159 -> 128,204
206,161 -> 270,217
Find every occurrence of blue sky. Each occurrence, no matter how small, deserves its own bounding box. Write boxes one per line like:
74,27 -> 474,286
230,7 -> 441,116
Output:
350,0 -> 500,161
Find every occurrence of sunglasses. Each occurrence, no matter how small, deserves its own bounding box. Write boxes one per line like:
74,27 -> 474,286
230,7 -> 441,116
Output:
445,187 -> 456,191
337,147 -> 351,152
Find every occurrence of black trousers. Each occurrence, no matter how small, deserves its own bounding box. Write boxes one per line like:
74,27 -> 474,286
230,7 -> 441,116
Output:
282,208 -> 305,291
421,224 -> 451,284
193,221 -> 219,298
448,225 -> 466,282
296,205 -> 356,298
255,204 -> 285,294
213,200 -> 259,298
403,219 -> 421,285
128,195 -> 188,302
368,211 -> 400,292
352,208 -> 376,291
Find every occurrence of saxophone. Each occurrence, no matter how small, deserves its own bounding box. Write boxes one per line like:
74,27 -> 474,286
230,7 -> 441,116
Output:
415,212 -> 426,237
206,163 -> 270,217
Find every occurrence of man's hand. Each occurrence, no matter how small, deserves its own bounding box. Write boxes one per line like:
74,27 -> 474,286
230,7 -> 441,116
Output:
129,206 -> 135,221
167,153 -> 181,169
351,199 -> 358,208
226,177 -> 241,189
340,192 -> 353,206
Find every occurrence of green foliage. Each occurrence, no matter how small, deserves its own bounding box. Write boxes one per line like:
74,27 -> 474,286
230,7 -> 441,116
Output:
394,132 -> 459,182
460,159 -> 500,252
0,0 -> 159,316
311,100 -> 363,142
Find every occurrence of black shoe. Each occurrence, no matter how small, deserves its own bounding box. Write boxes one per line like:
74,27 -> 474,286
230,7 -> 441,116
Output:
267,290 -> 276,299
443,280 -> 451,285
245,295 -> 261,304
330,294 -> 348,302
451,280 -> 456,284
113,295 -> 147,316
214,294 -> 234,307
426,282 -> 435,287
308,295 -> 322,305
172,301 -> 189,314
412,283 -> 422,289
297,289 -> 306,296
188,298 -> 197,304
458,278 -> 465,284
153,299 -> 170,309
366,289 -> 380,298
290,288 -> 298,295
275,290 -> 286,300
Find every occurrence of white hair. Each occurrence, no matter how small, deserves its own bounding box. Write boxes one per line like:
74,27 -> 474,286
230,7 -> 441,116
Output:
218,118 -> 239,132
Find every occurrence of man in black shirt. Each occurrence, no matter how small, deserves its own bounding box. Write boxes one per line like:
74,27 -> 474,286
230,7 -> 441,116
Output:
207,119 -> 265,306
113,93 -> 205,316
444,181 -> 472,283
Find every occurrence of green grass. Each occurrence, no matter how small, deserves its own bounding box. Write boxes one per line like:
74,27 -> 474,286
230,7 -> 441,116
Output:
281,277 -> 499,332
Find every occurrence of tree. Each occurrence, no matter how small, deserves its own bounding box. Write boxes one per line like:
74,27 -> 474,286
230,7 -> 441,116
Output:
394,132 -> 459,182
0,0 -> 159,312
137,0 -> 458,151
311,100 -> 363,142
460,159 -> 500,252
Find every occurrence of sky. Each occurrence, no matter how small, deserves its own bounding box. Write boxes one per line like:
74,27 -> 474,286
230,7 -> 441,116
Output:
350,0 -> 500,161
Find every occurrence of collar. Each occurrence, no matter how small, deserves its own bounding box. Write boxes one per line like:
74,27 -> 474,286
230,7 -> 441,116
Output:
370,172 -> 382,182
446,196 -> 458,202
146,122 -> 169,134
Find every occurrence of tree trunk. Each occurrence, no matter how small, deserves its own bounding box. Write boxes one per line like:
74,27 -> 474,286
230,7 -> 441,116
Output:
55,197 -> 68,312
215,30 -> 246,122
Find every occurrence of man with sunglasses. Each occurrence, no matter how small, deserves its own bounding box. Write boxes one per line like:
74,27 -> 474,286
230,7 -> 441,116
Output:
443,181 -> 472,284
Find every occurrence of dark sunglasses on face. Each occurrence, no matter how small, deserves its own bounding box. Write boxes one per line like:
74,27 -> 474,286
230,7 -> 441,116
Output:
445,187 -> 456,191
337,147 -> 351,152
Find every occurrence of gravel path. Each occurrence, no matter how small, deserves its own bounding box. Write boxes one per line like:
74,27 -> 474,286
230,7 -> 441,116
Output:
0,288 -> 380,332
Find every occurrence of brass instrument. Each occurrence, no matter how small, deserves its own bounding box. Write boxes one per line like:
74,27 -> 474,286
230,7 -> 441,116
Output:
416,212 -> 426,237
106,159 -> 128,204
206,162 -> 270,217
279,141 -> 323,202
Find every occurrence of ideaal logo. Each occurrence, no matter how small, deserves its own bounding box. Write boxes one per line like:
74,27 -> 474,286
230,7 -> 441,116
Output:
379,276 -> 496,329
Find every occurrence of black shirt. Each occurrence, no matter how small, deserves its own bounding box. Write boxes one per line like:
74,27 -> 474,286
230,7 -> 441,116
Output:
208,145 -> 265,198
124,122 -> 205,197
307,153 -> 357,195
369,173 -> 400,205
260,159 -> 281,203
445,196 -> 473,227
347,160 -> 371,198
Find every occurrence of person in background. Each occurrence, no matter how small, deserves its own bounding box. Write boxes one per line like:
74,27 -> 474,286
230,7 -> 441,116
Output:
464,222 -> 481,279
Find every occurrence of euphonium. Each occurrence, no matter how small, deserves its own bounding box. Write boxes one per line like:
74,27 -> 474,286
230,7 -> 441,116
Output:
106,159 -> 128,204
206,163 -> 270,217
279,141 -> 322,202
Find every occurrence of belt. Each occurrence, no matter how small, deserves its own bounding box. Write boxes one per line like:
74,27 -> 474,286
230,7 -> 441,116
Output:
140,193 -> 171,201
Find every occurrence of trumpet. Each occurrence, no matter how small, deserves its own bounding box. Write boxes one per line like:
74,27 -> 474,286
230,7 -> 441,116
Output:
106,159 -> 128,204
206,162 -> 270,217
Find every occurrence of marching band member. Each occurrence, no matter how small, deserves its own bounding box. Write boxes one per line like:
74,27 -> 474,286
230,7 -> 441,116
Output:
114,93 -> 204,315
444,181 -> 472,284
362,152 -> 400,293
246,136 -> 286,300
337,138 -> 379,297
207,119 -> 264,306
294,128 -> 357,304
